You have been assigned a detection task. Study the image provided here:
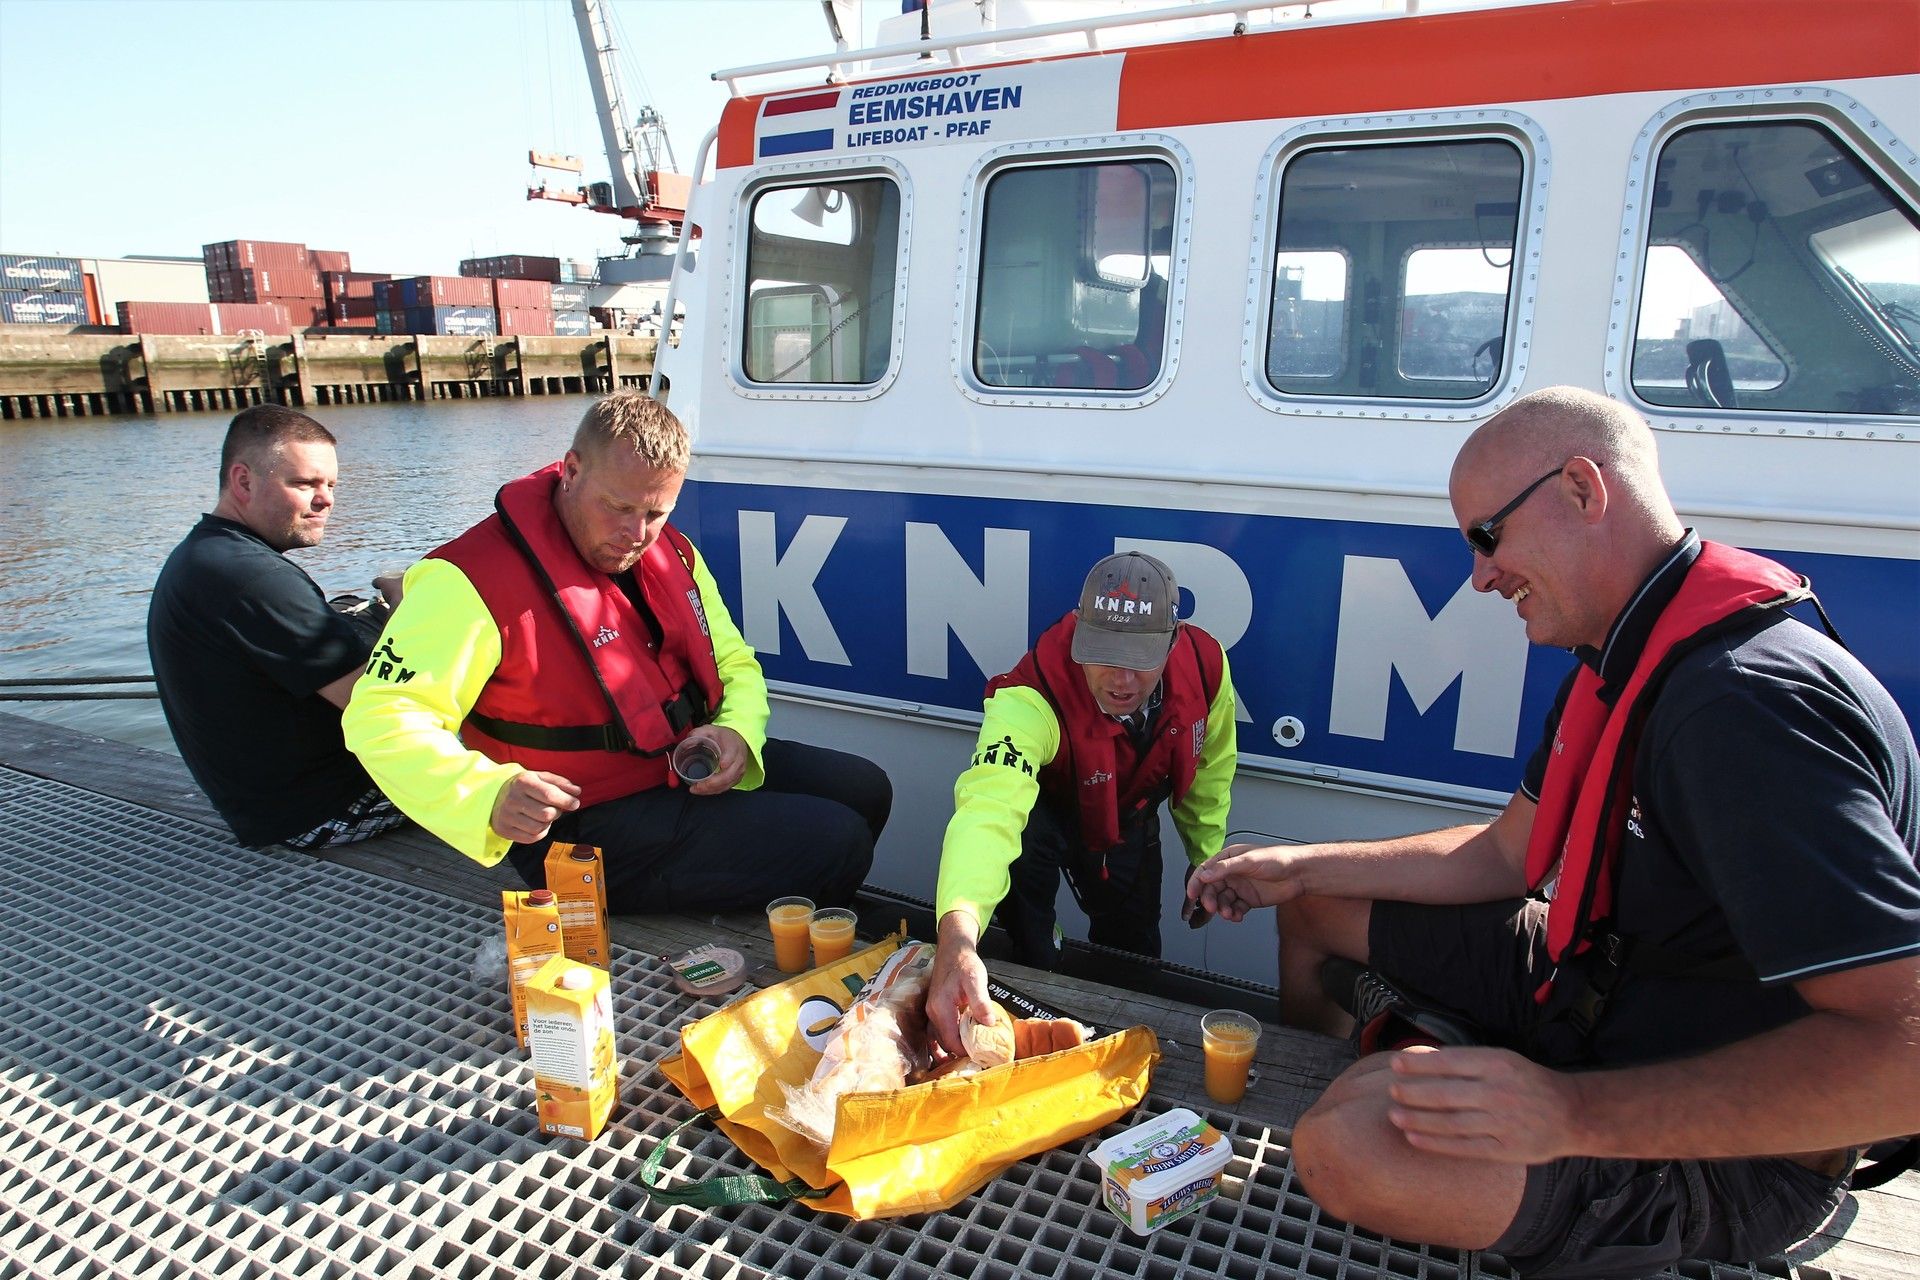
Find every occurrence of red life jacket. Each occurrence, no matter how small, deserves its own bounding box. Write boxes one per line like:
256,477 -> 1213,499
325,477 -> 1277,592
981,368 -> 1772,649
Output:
987,612 -> 1223,851
1526,540 -> 1811,1000
430,463 -> 726,806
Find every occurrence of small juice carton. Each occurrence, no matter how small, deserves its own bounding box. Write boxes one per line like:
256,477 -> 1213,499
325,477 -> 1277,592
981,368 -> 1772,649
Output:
503,889 -> 565,1049
525,955 -> 618,1140
1087,1107 -> 1233,1235
544,842 -> 610,968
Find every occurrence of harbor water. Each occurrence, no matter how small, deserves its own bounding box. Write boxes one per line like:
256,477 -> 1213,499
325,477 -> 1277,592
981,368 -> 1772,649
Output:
0,398 -> 578,751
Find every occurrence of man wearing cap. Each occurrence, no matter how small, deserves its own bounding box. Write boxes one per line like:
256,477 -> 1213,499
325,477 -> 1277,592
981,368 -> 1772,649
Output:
925,552 -> 1238,1053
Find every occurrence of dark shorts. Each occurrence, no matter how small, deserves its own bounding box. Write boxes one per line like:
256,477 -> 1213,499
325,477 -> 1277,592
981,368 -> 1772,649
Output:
1369,899 -> 1851,1279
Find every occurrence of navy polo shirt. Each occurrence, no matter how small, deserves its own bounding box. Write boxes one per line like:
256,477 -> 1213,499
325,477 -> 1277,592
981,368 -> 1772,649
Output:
1521,533 -> 1920,1061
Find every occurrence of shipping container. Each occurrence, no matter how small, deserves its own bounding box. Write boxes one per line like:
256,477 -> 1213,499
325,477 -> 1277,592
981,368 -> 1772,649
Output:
560,260 -> 598,285
324,271 -> 389,303
402,305 -> 496,336
0,290 -> 89,325
496,308 -> 554,337
212,266 -> 325,301
204,239 -> 309,272
491,277 -> 553,310
552,309 -> 593,337
549,282 -> 590,310
118,300 -> 292,334
460,254 -> 562,283
392,275 -> 492,309
330,297 -> 378,322
310,249 -> 352,273
119,301 -> 214,334
0,255 -> 85,292
375,309 -> 397,335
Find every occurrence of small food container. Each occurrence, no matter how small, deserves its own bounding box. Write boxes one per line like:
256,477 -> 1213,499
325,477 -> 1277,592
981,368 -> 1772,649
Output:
667,944 -> 747,997
1087,1107 -> 1233,1235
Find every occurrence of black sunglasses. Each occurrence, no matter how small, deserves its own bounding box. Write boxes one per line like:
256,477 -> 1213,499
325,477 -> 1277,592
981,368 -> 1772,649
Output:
1465,465 -> 1566,557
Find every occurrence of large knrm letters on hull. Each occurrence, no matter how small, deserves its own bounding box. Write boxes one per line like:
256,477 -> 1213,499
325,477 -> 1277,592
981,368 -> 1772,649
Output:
685,481 -> 1918,801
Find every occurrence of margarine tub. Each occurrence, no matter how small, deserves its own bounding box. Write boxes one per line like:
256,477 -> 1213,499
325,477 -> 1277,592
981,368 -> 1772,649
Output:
1088,1107 -> 1233,1235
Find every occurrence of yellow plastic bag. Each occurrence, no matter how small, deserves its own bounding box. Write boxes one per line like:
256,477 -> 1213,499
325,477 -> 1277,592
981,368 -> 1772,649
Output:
653,934 -> 1159,1219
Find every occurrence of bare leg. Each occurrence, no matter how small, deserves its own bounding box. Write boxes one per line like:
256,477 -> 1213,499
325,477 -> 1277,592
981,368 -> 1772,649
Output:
1277,894 -> 1372,1035
1291,1051 -> 1525,1249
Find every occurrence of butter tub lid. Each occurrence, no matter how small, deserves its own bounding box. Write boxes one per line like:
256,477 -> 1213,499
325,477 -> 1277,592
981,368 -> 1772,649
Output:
1087,1107 -> 1232,1192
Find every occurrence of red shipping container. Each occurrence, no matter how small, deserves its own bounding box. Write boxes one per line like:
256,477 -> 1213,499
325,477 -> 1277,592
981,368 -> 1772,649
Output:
206,239 -> 309,272
119,301 -> 216,334
331,297 -> 378,322
311,249 -> 352,273
212,302 -> 292,333
427,275 -> 492,307
325,271 -> 389,302
496,308 -> 554,337
491,277 -> 553,310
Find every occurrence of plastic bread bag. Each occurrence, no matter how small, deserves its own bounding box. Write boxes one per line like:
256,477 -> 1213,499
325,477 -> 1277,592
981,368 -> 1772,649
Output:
774,940 -> 937,1149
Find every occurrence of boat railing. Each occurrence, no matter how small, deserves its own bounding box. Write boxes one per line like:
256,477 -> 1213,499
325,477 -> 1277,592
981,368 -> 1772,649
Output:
709,0 -> 1497,96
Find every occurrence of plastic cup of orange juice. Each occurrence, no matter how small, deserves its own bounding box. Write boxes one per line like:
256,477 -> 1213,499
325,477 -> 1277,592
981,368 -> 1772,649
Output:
1200,1009 -> 1261,1105
808,907 -> 858,966
766,896 -> 814,972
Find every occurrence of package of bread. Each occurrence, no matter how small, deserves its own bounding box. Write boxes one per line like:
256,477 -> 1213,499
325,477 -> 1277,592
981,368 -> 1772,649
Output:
774,941 -> 937,1149
959,1001 -> 1016,1067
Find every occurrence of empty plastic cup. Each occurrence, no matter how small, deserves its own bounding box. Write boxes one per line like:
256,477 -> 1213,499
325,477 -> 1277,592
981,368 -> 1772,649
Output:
671,737 -> 720,784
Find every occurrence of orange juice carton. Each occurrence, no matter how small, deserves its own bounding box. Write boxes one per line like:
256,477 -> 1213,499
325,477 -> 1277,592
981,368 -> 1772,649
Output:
544,842 -> 610,967
525,955 -> 618,1140
503,888 -> 565,1049
1087,1107 -> 1233,1236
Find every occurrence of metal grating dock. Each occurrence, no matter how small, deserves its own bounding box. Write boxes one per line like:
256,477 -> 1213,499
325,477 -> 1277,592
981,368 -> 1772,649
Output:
0,766 -> 1810,1280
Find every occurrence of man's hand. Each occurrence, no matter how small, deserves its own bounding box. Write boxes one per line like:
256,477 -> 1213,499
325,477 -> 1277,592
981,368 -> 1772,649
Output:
1185,842 -> 1312,922
927,911 -> 995,1057
489,770 -> 583,843
682,725 -> 750,796
1384,1045 -> 1585,1164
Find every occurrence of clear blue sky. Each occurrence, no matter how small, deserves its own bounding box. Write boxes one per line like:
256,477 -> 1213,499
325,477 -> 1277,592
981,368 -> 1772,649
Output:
0,0 -> 885,274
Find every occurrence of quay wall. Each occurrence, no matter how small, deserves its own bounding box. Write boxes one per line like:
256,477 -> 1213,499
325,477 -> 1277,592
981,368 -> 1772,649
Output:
0,327 -> 658,418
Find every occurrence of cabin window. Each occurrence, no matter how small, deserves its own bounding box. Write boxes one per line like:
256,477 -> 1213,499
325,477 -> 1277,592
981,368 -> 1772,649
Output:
742,176 -> 901,385
972,157 -> 1178,392
1630,119 -> 1920,417
1266,138 -> 1523,401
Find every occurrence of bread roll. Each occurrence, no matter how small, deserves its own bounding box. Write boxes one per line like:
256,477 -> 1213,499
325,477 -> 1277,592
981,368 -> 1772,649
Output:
1012,1016 -> 1089,1059
960,1001 -> 1017,1067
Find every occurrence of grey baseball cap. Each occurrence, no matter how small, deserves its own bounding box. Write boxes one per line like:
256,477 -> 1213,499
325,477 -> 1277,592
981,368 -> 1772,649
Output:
1070,552 -> 1180,670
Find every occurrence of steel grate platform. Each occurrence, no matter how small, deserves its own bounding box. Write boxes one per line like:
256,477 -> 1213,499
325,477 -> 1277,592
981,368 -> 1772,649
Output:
0,767 -> 1805,1280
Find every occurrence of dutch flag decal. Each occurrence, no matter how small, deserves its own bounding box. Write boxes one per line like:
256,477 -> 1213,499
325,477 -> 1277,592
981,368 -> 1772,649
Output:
759,89 -> 843,159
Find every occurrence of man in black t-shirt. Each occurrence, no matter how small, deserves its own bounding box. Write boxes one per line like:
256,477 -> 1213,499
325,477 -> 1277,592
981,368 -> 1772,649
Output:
1189,387 -> 1918,1278
148,405 -> 406,851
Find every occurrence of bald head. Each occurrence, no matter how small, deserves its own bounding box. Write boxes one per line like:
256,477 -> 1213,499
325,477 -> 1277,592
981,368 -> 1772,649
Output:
1451,387 -> 1686,650
1456,388 -> 1665,507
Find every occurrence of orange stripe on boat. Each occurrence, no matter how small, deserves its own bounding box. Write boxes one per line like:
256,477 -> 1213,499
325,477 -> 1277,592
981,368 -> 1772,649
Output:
1119,0 -> 1919,130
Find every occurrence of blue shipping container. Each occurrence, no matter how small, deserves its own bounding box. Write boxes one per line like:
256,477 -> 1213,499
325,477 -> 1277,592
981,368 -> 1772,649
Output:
404,306 -> 496,336
552,309 -> 592,336
0,255 -> 84,292
375,310 -> 397,335
550,283 -> 590,310
0,289 -> 89,325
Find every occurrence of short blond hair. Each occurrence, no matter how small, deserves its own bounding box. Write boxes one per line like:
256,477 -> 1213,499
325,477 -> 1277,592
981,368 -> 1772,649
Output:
572,391 -> 690,473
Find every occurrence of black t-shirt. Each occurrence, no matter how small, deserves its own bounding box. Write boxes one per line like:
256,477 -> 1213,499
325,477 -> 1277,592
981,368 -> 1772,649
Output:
1522,538 -> 1920,1064
147,515 -> 376,846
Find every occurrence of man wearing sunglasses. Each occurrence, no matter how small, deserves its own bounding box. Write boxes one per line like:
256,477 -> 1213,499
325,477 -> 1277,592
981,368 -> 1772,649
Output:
1189,386 -> 1917,1277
